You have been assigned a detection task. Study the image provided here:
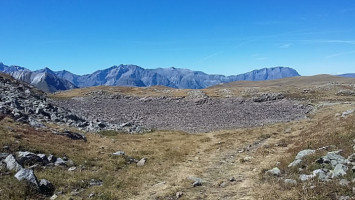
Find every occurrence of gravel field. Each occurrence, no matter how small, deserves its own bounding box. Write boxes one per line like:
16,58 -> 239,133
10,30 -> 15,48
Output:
52,94 -> 312,133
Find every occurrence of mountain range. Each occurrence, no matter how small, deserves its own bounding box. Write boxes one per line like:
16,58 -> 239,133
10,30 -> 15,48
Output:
0,62 -> 303,92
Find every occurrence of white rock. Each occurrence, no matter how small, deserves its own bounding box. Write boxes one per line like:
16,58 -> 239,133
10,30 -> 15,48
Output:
266,167 -> 281,176
288,159 -> 302,168
14,168 -> 38,186
137,158 -> 146,167
295,149 -> 315,160
4,154 -> 22,172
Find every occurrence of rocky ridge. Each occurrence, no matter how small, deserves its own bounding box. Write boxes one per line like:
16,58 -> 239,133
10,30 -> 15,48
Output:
1,62 -> 301,91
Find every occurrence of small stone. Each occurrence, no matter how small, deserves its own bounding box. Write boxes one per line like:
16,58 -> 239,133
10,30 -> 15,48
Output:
220,181 -> 228,187
176,191 -> 183,198
50,194 -> 58,200
265,167 -> 281,176
332,164 -> 348,178
229,177 -> 236,182
68,167 -> 76,171
192,180 -> 202,187
288,159 -> 302,168
352,187 -> 355,194
89,179 -> 103,187
284,179 -> 297,186
339,179 -> 350,186
339,196 -> 350,200
54,158 -> 66,166
137,158 -> 146,167
15,168 -> 38,186
242,156 -> 253,162
299,174 -> 314,182
88,193 -> 95,198
295,149 -> 315,160
39,179 -> 55,195
47,154 -> 57,163
113,151 -> 125,156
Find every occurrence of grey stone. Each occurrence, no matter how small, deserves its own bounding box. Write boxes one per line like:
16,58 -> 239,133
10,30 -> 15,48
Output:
288,159 -> 302,168
192,180 -> 202,187
347,153 -> 355,162
17,151 -> 43,166
89,179 -> 103,187
284,179 -> 297,186
187,176 -> 204,184
113,151 -> 125,156
339,196 -> 350,200
332,164 -> 348,178
137,158 -> 146,167
0,152 -> 9,160
317,151 -> 346,167
339,179 -> 350,186
229,177 -> 236,182
14,168 -> 38,186
176,191 -> 183,198
313,169 -> 331,181
341,109 -> 354,118
299,174 -> 314,182
68,166 -> 76,171
266,167 -> 281,176
4,154 -> 22,171
50,194 -> 58,200
295,149 -> 315,160
39,179 -> 55,195
47,154 -> 57,163
54,158 -> 66,166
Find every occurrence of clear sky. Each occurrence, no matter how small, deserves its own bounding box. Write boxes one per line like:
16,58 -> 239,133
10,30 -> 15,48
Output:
0,0 -> 354,76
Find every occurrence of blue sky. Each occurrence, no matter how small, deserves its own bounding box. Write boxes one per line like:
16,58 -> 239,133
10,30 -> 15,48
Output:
0,0 -> 354,76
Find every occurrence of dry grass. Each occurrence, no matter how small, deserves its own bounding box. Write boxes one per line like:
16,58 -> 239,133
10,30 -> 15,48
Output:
258,104 -> 355,200
0,117 -> 207,199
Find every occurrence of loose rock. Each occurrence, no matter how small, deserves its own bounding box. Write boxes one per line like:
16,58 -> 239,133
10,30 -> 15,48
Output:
14,168 -> 38,186
39,179 -> 55,195
266,167 -> 281,176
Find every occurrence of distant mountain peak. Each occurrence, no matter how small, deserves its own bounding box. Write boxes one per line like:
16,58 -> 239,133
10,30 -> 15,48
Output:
0,62 -> 302,91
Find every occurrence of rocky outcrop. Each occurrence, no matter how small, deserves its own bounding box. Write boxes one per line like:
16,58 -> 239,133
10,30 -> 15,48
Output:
0,73 -> 150,134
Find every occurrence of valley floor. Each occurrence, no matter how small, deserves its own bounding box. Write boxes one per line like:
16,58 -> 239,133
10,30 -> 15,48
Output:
1,100 -> 354,200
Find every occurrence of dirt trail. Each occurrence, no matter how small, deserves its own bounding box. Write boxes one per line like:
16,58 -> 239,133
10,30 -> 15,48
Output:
131,102 -> 354,200
133,119 -> 310,200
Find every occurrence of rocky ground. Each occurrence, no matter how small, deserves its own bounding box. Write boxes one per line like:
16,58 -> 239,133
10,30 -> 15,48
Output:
0,73 -> 149,134
51,91 -> 312,133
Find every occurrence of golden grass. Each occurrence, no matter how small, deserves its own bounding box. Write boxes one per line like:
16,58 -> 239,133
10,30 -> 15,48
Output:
0,117 -> 207,199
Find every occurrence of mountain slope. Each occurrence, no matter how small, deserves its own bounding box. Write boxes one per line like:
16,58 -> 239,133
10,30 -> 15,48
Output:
54,65 -> 300,89
339,73 -> 355,78
1,62 -> 301,90
0,63 -> 77,93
